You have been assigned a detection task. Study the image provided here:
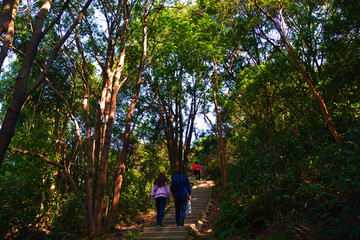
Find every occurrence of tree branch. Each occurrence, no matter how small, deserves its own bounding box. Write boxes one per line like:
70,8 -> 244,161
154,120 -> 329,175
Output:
11,147 -> 86,214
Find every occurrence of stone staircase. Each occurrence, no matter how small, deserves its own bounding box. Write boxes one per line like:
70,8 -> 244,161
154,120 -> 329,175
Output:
137,180 -> 215,240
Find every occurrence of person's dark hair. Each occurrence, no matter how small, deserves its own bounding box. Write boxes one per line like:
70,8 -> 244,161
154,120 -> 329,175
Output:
176,170 -> 182,175
154,173 -> 168,188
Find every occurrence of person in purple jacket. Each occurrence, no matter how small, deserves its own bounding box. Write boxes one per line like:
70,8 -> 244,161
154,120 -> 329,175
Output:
171,170 -> 191,227
151,173 -> 171,226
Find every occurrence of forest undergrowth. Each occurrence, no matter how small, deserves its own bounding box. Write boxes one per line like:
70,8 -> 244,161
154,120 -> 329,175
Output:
212,129 -> 360,240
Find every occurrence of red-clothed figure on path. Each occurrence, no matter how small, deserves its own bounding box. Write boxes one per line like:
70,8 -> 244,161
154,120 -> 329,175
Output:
192,161 -> 203,181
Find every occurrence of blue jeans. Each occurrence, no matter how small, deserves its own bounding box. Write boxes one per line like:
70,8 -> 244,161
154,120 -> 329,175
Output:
156,197 -> 167,225
174,195 -> 187,226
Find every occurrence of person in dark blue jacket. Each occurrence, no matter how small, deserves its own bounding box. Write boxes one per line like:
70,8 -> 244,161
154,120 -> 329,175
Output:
170,170 -> 191,226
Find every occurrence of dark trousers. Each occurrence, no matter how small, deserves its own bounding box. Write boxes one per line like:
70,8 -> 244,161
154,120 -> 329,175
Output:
174,195 -> 187,226
155,197 -> 167,225
194,170 -> 201,180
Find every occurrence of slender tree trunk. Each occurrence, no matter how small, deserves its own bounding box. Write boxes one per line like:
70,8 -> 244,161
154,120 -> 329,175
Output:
73,24 -> 95,232
212,59 -> 228,185
167,112 -> 180,172
0,0 -> 15,35
254,0 -> 342,146
197,57 -> 227,184
71,6 -> 123,231
0,0 -> 52,167
183,90 -> 199,173
183,115 -> 195,172
0,0 -> 93,167
161,106 -> 178,171
12,147 -> 86,226
0,0 -> 18,70
177,94 -> 183,172
108,4 -> 148,226
92,73 -> 113,233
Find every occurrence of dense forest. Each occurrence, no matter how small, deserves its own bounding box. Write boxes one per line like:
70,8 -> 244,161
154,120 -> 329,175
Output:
0,0 -> 359,239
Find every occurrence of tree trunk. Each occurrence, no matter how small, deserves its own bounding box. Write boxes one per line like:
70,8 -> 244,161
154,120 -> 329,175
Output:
212,59 -> 228,185
201,58 -> 228,185
183,115 -> 195,173
0,0 -> 18,70
0,0 -> 15,35
108,4 -> 148,226
0,0 -> 52,167
183,89 -> 199,173
73,23 -> 96,232
160,105 -> 178,172
12,147 -> 86,215
0,0 -> 93,167
254,0 -> 342,146
177,93 -> 183,172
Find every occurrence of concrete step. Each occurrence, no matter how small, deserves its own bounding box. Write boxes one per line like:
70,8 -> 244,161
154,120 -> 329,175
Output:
137,237 -> 191,240
187,199 -> 209,202
190,194 -> 211,198
169,199 -> 210,205
189,194 -> 211,197
161,218 -> 201,225
139,231 -> 188,238
138,226 -> 193,240
189,198 -> 210,202
191,193 -> 211,196
167,205 -> 209,213
167,206 -> 207,212
169,201 -> 207,205
164,212 -> 203,219
168,201 -> 208,205
164,211 -> 203,218
143,226 -> 191,232
165,209 -> 204,215
189,196 -> 211,200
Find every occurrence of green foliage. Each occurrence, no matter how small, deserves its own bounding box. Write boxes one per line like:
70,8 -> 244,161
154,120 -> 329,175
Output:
51,193 -> 83,234
0,155 -> 61,239
214,131 -> 360,239
188,228 -> 198,239
208,0 -> 360,237
116,141 -> 170,223
190,135 -> 220,181
124,230 -> 139,240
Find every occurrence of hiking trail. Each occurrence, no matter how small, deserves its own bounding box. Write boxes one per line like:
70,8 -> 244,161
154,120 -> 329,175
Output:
137,180 -> 215,240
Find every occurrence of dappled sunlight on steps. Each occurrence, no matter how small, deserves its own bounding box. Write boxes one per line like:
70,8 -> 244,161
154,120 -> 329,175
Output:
136,180 -> 215,240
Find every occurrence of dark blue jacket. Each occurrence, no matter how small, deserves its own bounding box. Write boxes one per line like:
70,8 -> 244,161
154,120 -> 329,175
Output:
171,174 -> 191,198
